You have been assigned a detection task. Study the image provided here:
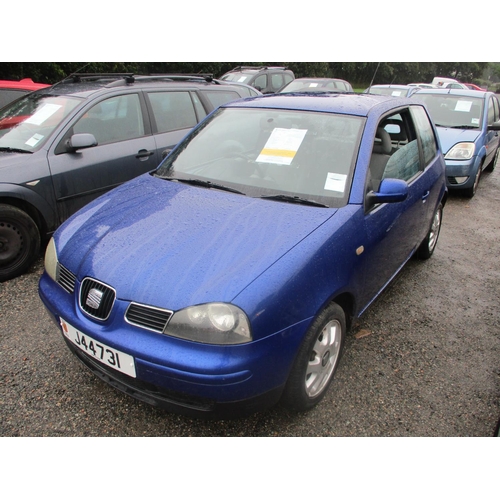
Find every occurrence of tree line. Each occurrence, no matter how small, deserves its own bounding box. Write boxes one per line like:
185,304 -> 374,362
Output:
1,62 -> 499,89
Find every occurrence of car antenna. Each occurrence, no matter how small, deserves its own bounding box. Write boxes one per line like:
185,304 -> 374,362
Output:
51,62 -> 93,88
367,62 -> 380,93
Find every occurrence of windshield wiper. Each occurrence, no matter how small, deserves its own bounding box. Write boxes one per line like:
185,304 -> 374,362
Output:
0,147 -> 32,154
448,125 -> 478,130
261,194 -> 329,207
170,178 -> 245,195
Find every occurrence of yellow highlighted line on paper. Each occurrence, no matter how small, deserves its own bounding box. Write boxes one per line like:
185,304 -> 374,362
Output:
260,148 -> 296,158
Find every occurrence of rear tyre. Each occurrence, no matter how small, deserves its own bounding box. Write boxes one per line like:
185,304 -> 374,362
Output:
281,302 -> 346,412
417,203 -> 443,260
0,204 -> 40,282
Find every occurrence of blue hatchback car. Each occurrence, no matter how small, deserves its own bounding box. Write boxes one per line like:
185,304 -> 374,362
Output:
39,93 -> 447,418
412,89 -> 500,197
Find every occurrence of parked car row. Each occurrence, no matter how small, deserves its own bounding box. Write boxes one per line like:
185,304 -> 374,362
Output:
0,73 -> 261,282
3,67 -> 494,419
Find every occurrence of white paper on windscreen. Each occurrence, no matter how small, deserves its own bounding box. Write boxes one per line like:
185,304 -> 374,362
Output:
455,100 -> 472,112
257,128 -> 308,165
25,104 -> 62,125
324,172 -> 347,193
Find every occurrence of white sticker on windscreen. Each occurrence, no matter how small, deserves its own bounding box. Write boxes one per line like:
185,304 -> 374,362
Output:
455,100 -> 472,112
324,173 -> 347,193
25,133 -> 44,147
257,128 -> 307,165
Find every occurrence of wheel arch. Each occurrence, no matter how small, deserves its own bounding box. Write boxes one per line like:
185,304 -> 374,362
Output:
0,186 -> 57,242
329,292 -> 356,332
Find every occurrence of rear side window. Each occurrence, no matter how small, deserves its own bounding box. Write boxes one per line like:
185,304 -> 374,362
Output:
201,90 -> 243,109
148,91 -> 198,133
411,106 -> 438,165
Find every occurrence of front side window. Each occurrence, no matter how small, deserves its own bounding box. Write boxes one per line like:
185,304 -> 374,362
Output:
148,91 -> 197,133
0,93 -> 81,151
253,74 -> 267,91
73,93 -> 145,144
368,109 -> 421,192
487,98 -> 495,125
156,107 -> 364,208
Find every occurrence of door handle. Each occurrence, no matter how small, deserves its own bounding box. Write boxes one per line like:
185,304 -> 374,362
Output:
422,190 -> 430,202
136,149 -> 154,160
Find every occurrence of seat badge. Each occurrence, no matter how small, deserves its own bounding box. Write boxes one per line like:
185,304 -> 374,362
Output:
86,288 -> 104,310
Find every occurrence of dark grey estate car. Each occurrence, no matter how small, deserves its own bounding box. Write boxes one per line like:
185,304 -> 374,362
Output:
0,73 -> 261,281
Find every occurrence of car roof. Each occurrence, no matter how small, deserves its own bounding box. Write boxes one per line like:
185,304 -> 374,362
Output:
0,78 -> 49,91
413,88 -> 491,98
222,92 -> 412,117
26,73 -> 260,98
293,77 -> 348,82
223,66 -> 292,74
34,73 -> 259,99
369,84 -> 414,89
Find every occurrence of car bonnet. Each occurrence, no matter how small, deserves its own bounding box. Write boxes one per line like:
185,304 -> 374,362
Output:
55,174 -> 337,310
435,126 -> 482,155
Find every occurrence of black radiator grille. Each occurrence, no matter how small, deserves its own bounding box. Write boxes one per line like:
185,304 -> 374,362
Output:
57,264 -> 76,293
125,303 -> 173,333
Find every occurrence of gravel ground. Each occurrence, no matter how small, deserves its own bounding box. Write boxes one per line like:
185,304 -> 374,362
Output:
1,168 -> 499,438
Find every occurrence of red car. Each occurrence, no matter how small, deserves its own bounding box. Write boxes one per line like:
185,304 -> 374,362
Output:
464,83 -> 487,91
0,78 -> 50,108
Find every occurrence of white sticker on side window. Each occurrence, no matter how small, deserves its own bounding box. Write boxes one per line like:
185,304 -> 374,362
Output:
257,128 -> 308,165
324,173 -> 347,193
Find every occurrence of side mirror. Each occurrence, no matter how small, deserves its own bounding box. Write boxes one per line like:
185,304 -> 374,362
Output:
366,178 -> 409,208
66,133 -> 97,152
487,120 -> 500,131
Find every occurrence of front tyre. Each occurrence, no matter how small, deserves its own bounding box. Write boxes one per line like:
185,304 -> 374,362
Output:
0,204 -> 41,282
417,203 -> 443,260
485,146 -> 499,173
281,302 -> 346,412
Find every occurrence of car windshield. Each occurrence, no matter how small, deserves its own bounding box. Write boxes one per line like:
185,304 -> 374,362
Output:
220,73 -> 254,85
0,93 -> 81,152
155,107 -> 364,208
415,93 -> 483,129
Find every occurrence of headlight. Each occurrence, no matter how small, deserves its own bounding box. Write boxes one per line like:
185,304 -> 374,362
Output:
165,303 -> 252,345
44,237 -> 58,282
445,142 -> 475,160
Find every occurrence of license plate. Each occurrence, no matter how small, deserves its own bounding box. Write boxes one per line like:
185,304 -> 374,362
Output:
60,318 -> 136,378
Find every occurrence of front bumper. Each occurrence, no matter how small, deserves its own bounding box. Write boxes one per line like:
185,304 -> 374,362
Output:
39,272 -> 308,418
444,158 -> 478,190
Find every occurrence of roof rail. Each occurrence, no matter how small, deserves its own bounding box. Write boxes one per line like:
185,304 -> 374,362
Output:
62,73 -> 136,84
54,73 -> 220,89
230,66 -> 288,72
